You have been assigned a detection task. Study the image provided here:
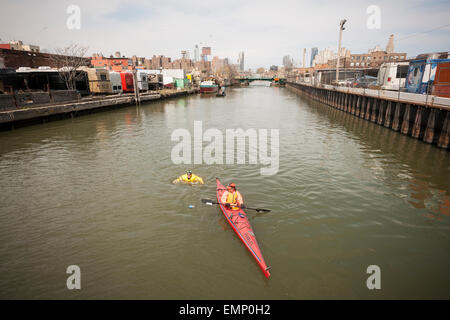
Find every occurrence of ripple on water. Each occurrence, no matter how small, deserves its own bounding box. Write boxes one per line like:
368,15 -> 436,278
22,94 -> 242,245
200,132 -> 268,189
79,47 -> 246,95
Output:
0,87 -> 449,299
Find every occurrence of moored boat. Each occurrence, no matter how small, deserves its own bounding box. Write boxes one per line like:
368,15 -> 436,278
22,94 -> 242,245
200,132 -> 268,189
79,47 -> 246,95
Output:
200,80 -> 218,94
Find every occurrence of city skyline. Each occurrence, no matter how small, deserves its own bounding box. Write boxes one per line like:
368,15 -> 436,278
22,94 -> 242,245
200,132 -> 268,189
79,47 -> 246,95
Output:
0,0 -> 449,69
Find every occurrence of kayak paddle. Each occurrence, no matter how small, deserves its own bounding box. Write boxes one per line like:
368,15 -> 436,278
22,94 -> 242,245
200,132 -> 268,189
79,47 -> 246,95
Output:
201,199 -> 271,213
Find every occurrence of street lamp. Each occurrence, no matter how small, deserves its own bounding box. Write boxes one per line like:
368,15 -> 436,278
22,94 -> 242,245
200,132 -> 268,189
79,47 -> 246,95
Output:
336,19 -> 347,85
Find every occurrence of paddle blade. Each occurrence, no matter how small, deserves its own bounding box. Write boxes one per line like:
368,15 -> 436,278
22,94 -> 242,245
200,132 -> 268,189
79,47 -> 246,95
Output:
201,199 -> 215,206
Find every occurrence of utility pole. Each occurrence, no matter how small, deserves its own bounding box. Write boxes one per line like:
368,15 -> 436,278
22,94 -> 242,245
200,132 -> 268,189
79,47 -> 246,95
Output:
303,48 -> 306,83
132,68 -> 140,107
336,19 -> 347,85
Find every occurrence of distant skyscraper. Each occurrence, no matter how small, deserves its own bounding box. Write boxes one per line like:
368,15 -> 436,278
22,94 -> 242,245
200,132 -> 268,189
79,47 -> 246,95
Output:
194,45 -> 199,62
386,34 -> 394,53
303,48 -> 306,68
238,51 -> 245,71
282,55 -> 293,68
310,47 -> 318,67
201,47 -> 211,62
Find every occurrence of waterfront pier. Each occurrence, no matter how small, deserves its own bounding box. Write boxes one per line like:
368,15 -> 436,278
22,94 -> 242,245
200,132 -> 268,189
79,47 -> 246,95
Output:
286,82 -> 449,149
0,88 -> 199,130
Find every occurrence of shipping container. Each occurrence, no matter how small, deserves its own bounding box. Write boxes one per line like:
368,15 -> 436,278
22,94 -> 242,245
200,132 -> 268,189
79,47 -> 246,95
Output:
137,70 -> 149,91
432,61 -> 450,98
405,57 -> 450,94
120,72 -> 134,93
175,78 -> 184,89
109,71 -> 123,94
376,62 -> 409,91
81,67 -> 112,94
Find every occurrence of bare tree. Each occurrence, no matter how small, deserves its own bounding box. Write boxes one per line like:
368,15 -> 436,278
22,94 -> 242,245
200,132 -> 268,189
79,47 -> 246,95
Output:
51,43 -> 89,90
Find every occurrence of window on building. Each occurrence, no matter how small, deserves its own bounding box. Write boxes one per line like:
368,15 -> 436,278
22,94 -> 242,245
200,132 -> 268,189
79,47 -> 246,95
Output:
100,74 -> 107,81
396,65 -> 409,78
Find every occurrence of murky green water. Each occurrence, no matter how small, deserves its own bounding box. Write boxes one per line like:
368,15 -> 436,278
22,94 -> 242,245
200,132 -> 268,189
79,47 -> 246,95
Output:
0,86 -> 449,299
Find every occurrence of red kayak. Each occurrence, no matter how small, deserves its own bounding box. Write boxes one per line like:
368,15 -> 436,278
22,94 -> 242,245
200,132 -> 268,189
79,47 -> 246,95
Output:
216,178 -> 271,278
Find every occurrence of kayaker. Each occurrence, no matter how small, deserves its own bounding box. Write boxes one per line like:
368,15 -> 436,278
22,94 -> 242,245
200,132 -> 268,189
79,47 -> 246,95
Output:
172,170 -> 204,184
221,183 -> 244,210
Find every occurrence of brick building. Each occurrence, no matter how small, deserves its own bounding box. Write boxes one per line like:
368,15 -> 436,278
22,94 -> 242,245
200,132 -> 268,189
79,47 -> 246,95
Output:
171,58 -> 194,72
327,34 -> 406,69
147,55 -> 172,70
327,51 -> 407,69
91,53 -> 132,72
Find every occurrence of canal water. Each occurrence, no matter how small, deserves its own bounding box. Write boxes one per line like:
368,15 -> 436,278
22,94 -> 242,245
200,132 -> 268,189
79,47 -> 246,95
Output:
0,86 -> 449,299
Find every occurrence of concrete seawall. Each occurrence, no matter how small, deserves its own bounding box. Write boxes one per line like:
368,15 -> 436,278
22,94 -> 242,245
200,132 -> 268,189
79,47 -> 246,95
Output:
287,82 -> 449,149
0,88 -> 199,130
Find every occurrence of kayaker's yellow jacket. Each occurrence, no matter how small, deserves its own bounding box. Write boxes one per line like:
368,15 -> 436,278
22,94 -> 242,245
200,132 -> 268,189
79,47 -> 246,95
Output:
173,173 -> 204,184
221,190 -> 243,210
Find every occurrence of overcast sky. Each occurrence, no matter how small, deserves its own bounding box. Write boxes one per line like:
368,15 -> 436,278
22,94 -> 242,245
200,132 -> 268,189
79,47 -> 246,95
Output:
1,0 -> 449,69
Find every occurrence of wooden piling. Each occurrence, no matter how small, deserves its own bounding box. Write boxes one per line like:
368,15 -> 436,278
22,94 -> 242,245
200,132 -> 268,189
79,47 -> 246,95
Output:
377,100 -> 386,125
412,106 -> 425,139
351,95 -> 356,114
286,82 -> 449,149
391,102 -> 402,131
371,99 -> 379,122
359,96 -> 365,119
355,96 -> 361,117
384,101 -> 393,128
437,111 -> 449,149
365,98 -> 371,121
350,95 -> 355,112
423,108 -> 437,144
401,104 -> 414,135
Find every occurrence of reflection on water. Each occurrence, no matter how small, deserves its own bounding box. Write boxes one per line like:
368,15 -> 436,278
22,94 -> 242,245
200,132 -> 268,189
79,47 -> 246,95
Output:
0,86 -> 448,299
300,95 -> 449,224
